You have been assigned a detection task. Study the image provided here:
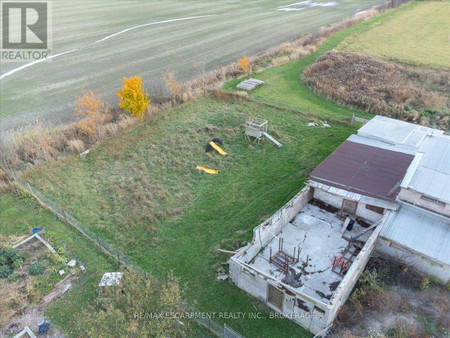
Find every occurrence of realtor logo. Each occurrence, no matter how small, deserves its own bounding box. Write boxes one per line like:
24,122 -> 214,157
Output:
1,1 -> 52,61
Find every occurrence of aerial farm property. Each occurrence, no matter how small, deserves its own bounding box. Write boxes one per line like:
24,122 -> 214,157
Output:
230,116 -> 450,334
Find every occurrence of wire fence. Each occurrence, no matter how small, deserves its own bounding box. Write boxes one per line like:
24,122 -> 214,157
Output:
9,171 -> 235,337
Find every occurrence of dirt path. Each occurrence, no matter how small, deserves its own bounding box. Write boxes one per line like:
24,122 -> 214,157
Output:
1,274 -> 74,337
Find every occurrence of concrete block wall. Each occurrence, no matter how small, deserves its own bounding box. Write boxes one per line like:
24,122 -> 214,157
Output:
229,259 -> 330,335
239,186 -> 313,263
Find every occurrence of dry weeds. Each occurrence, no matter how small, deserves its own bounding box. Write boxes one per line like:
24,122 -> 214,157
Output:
304,51 -> 449,129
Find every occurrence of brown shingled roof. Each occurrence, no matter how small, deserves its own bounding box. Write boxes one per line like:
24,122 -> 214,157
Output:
309,140 -> 414,201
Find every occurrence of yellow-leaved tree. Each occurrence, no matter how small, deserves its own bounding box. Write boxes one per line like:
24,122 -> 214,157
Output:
116,76 -> 150,120
75,91 -> 106,137
237,56 -> 252,75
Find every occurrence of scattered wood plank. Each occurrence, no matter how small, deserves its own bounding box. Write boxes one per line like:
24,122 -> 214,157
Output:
237,78 -> 264,91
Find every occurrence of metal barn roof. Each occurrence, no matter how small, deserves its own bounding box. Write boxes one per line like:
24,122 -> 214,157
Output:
309,140 -> 414,202
381,203 -> 450,265
347,134 -> 416,155
357,115 -> 443,148
402,136 -> 450,203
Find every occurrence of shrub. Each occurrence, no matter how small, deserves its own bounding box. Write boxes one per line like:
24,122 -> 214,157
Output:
1,247 -> 18,260
75,91 -> 107,137
116,76 -> 150,120
0,265 -> 11,278
29,262 -> 44,275
0,247 -> 25,271
237,56 -> 252,75
7,273 -> 19,282
57,247 -> 66,255
12,258 -> 24,270
163,72 -> 183,100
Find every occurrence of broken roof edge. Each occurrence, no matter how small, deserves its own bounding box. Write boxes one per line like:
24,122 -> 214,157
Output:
309,176 -> 401,203
308,181 -> 399,210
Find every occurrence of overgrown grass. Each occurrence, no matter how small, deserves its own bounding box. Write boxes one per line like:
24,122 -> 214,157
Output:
22,96 -> 356,337
222,4 -> 411,121
0,191 -> 115,333
338,1 -> 450,70
303,51 -> 449,129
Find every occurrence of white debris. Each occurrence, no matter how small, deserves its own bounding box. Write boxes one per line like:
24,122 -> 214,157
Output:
80,149 -> 90,157
62,283 -> 72,294
217,274 -> 229,281
321,120 -> 331,128
59,269 -> 65,276
308,122 -> 318,127
67,259 -> 76,267
80,265 -> 86,272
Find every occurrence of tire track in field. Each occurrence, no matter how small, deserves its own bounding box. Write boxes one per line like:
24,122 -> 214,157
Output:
0,15 -> 215,81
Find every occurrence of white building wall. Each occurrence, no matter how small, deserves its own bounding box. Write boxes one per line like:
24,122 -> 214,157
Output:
313,188 -> 385,222
376,237 -> 450,284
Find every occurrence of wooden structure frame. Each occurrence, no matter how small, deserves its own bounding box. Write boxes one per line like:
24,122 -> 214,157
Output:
245,118 -> 267,144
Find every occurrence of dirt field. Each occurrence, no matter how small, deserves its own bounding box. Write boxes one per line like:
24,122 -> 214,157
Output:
338,1 -> 450,69
0,0 -> 381,132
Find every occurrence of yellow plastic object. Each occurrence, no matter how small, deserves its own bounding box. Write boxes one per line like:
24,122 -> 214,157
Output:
196,165 -> 219,175
209,141 -> 227,156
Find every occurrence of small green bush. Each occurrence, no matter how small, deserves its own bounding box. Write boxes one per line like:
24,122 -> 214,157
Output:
0,265 -> 11,278
45,231 -> 57,239
12,258 -> 24,270
57,247 -> 66,255
7,273 -> 19,282
29,262 -> 44,275
0,247 -> 18,260
420,277 -> 431,291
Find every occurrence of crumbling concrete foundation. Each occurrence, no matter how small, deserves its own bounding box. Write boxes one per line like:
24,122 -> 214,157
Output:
229,185 -> 389,335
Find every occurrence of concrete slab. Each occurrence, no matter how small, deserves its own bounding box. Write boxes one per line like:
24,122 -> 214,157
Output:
248,203 -> 368,303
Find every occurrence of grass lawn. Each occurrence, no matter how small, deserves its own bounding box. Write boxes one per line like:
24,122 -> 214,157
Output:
222,3 -> 415,120
338,1 -> 450,69
0,191 -> 115,334
22,96 -> 357,337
